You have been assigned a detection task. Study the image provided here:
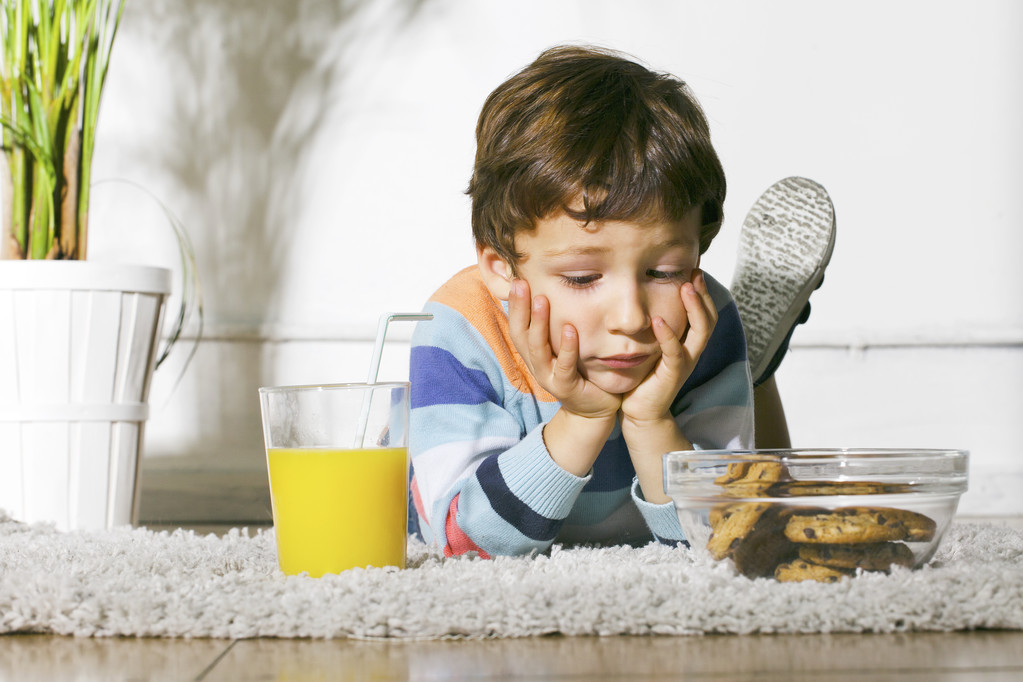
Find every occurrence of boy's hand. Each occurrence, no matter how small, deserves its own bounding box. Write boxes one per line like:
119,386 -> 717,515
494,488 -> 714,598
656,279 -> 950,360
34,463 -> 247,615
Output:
621,269 -> 717,424
508,278 -> 622,420
621,270 -> 717,504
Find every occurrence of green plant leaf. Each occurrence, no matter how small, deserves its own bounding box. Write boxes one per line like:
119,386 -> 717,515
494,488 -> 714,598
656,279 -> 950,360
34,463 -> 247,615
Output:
1,0 -> 124,260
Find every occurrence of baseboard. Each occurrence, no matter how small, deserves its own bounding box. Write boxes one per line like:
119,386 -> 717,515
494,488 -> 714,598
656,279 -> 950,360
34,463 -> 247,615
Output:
137,467 -> 273,526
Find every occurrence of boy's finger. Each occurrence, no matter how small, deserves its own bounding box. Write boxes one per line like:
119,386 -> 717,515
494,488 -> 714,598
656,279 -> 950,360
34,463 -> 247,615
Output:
552,324 -> 581,383
508,279 -> 531,347
681,282 -> 716,356
528,294 -> 554,366
650,317 -> 686,382
652,316 -> 683,364
692,270 -> 718,326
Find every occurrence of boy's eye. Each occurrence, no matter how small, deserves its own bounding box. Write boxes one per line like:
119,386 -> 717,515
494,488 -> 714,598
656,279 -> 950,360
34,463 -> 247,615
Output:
648,269 -> 688,282
561,274 -> 601,288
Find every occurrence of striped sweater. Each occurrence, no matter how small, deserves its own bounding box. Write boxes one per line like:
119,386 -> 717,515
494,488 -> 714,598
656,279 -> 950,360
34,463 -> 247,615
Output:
408,267 -> 754,558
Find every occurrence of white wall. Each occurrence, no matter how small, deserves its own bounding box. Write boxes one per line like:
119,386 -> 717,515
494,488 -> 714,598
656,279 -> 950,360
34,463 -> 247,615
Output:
82,0 -> 1022,522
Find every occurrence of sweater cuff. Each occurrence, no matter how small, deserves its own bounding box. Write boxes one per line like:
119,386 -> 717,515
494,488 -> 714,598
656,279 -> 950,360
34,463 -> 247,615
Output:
497,424 -> 591,520
631,477 -> 687,545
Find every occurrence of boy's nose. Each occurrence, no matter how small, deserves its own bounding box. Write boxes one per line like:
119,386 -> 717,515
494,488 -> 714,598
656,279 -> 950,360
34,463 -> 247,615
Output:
607,284 -> 650,335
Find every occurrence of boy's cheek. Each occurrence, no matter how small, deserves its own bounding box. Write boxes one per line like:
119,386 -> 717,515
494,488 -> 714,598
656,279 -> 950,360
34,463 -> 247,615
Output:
547,315 -> 564,354
652,292 -> 688,334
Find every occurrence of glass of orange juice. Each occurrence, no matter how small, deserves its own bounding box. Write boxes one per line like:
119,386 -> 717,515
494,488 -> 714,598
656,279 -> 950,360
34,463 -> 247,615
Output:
258,382 -> 409,577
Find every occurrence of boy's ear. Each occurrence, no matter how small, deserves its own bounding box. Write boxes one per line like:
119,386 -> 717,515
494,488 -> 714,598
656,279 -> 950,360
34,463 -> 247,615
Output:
477,245 -> 514,300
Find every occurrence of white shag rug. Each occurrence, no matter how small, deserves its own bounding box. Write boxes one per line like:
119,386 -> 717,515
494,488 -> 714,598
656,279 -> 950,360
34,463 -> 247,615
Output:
1,511 -> 1021,639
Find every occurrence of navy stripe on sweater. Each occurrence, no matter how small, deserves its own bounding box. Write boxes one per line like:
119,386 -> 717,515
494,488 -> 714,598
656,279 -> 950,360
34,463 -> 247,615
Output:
475,455 -> 563,542
583,437 -> 635,493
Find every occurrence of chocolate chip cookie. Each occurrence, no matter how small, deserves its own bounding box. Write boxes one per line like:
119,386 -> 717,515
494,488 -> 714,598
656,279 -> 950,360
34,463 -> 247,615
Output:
768,480 -> 911,497
797,542 -> 915,571
774,558 -> 852,583
783,507 -> 936,544
715,461 -> 790,498
706,501 -> 774,560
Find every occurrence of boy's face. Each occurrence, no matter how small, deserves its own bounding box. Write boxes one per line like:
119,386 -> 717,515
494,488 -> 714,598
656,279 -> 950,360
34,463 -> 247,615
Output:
505,206 -> 703,395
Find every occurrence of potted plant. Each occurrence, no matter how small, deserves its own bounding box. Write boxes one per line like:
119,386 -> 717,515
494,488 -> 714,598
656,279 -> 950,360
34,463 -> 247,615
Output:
0,1 -> 196,531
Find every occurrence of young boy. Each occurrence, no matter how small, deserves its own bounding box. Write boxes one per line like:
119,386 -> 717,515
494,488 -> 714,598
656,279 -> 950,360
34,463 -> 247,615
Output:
408,45 -> 832,558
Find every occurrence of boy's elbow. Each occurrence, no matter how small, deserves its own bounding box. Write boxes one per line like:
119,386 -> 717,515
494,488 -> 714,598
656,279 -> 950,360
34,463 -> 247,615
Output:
440,499 -> 556,559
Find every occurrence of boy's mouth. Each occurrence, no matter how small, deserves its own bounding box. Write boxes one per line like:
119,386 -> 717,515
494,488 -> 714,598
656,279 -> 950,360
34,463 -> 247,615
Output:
597,353 -> 650,369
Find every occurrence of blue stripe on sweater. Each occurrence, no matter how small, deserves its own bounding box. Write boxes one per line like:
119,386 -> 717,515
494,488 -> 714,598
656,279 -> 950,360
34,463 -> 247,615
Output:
411,402 -> 525,454
674,299 -> 746,412
678,362 -> 751,413
562,489 -> 632,525
410,345 -> 500,408
474,455 -> 563,541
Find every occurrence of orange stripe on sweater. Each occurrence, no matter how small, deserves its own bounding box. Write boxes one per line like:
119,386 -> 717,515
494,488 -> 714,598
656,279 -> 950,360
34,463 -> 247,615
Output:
443,495 -> 491,559
410,476 -> 426,521
430,267 -> 556,403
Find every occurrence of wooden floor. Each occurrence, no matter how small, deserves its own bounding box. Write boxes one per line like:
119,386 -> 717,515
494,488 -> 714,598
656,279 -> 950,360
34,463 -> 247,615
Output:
3,630 -> 1023,681
3,518 -> 1021,681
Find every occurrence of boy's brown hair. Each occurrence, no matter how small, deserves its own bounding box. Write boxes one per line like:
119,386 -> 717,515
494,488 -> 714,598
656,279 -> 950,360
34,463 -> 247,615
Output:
468,45 -> 726,265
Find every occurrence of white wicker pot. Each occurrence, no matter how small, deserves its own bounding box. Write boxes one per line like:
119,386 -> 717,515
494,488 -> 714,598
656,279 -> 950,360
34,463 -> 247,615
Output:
0,261 -> 170,531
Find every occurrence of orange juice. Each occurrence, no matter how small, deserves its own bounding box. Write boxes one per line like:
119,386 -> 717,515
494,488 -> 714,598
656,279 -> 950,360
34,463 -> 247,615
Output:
267,447 -> 408,576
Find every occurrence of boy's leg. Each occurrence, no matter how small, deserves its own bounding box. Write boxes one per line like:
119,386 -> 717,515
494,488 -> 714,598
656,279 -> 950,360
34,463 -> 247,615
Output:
753,375 -> 791,448
730,177 -> 836,448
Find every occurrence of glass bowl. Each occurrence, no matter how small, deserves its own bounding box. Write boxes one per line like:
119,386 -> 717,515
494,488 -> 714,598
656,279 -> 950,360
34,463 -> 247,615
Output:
663,449 -> 968,582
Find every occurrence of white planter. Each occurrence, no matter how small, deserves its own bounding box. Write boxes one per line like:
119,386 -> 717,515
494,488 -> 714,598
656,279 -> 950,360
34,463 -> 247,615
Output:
0,261 -> 170,531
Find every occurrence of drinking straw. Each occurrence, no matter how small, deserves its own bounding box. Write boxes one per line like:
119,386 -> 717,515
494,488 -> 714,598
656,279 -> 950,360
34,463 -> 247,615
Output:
354,312 -> 433,448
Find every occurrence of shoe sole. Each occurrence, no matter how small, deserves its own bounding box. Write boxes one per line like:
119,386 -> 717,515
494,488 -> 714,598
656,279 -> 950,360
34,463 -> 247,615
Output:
730,177 -> 836,383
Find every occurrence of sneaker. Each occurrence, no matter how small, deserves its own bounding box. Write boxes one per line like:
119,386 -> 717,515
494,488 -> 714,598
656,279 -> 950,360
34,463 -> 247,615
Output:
730,177 -> 836,386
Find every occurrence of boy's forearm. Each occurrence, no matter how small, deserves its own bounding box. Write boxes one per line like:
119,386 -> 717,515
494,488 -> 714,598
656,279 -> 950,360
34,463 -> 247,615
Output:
621,416 -> 691,505
542,409 -> 618,477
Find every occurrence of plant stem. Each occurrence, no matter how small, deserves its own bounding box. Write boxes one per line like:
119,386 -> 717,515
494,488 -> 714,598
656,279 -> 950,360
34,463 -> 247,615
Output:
59,114 -> 79,259
28,161 -> 51,259
8,150 -> 28,257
